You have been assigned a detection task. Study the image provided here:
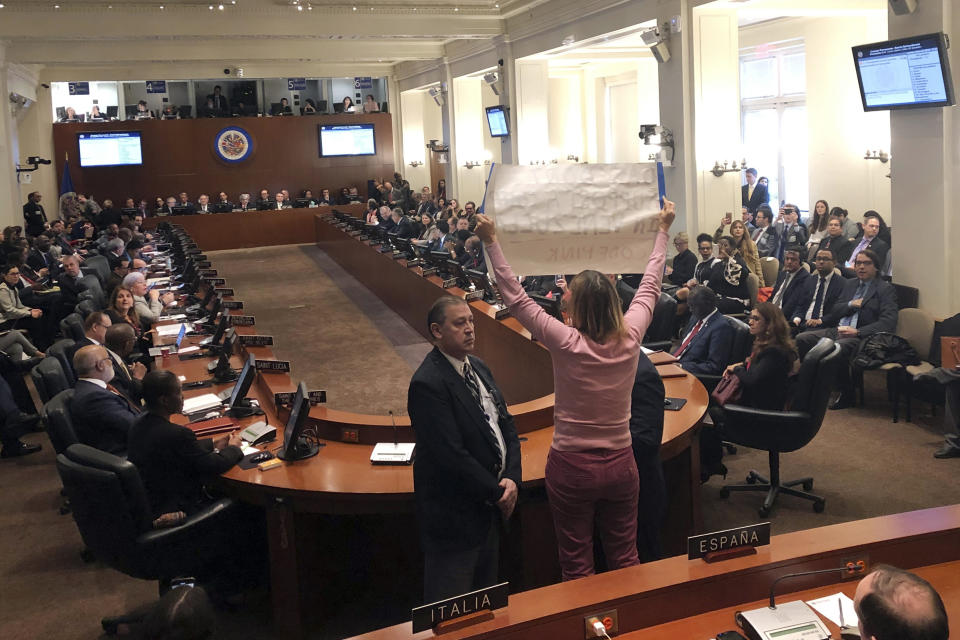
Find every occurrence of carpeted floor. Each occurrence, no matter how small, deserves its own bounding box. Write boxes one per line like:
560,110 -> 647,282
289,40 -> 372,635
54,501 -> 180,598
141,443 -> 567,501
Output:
1,243 -> 957,639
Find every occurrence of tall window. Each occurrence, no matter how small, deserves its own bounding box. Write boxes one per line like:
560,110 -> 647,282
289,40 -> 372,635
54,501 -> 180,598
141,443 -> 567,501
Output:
740,41 -> 808,212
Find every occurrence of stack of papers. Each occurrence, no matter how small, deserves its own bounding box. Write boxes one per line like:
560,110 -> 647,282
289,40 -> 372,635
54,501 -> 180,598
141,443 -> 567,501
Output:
181,393 -> 223,415
157,323 -> 192,337
806,593 -> 859,629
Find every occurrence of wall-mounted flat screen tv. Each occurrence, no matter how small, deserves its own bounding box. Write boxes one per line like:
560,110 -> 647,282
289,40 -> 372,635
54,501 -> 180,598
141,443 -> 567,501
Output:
318,123 -> 376,157
77,131 -> 143,167
485,105 -> 510,137
852,32 -> 955,111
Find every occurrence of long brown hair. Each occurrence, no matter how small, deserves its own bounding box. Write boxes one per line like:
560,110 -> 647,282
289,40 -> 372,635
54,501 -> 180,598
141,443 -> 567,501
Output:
567,270 -> 627,345
750,302 -> 796,361
110,286 -> 141,328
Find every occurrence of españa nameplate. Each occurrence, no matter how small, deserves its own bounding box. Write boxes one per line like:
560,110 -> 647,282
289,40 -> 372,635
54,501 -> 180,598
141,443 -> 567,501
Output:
687,522 -> 770,560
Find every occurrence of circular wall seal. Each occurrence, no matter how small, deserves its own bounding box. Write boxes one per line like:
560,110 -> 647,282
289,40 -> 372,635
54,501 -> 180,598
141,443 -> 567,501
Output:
213,126 -> 254,163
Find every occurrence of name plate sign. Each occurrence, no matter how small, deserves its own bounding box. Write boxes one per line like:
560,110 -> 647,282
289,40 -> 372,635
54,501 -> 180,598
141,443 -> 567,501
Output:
421,267 -> 438,277
255,359 -> 291,373
198,269 -> 218,277
202,277 -> 226,286
228,315 -> 256,326
412,582 -> 508,633
195,260 -> 212,268
687,522 -> 770,560
239,335 -> 274,347
464,290 -> 483,302
214,287 -> 235,297
222,300 -> 244,310
274,390 -> 327,406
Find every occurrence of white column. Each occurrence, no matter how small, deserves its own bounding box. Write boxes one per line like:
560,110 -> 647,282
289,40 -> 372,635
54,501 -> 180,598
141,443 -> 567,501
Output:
400,88 -> 430,191
439,59 -> 457,198
494,36 -> 517,165
0,42 -> 25,229
888,1 -> 957,316
515,59 -> 550,165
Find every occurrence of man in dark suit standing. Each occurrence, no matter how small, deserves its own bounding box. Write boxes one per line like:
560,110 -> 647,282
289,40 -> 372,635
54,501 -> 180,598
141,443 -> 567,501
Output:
70,345 -> 141,454
408,296 -> 521,603
128,370 -> 243,517
796,249 -> 898,409
788,249 -> 847,333
675,286 -> 733,376
741,168 -> 768,215
23,192 -> 48,237
769,247 -> 810,319
207,85 -> 229,115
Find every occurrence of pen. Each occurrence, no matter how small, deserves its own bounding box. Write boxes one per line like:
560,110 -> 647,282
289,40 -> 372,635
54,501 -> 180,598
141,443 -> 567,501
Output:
838,596 -> 845,629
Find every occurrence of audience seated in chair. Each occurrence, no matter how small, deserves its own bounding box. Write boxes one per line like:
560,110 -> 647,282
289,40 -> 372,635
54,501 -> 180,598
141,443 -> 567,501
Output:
71,344 -> 141,455
845,212 -> 889,274
815,215 -> 853,267
706,236 -> 752,315
788,249 -> 846,334
769,246 -> 810,319
104,323 -> 147,404
0,374 -> 42,458
796,248 -> 897,410
675,286 -> 733,376
665,232 -> 696,288
751,205 -> 780,259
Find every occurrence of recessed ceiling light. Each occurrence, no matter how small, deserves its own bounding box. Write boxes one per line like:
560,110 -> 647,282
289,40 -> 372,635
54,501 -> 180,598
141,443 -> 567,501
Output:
159,4 -> 164,8
54,4 -> 60,8
352,5 -> 356,9
208,4 -> 214,10
454,6 -> 459,11
218,3 -> 224,9
297,4 -> 302,9
495,3 -> 499,6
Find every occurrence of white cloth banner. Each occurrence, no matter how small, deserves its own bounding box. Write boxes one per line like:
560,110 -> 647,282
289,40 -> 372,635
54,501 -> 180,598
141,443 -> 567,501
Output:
485,163 -> 662,275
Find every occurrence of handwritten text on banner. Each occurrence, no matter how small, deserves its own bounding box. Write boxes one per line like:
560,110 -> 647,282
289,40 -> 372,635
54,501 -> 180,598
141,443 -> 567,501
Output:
485,163 -> 661,275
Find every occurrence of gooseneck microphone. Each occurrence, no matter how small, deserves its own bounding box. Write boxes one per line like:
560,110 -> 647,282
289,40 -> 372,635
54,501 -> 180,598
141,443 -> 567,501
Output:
768,561 -> 866,609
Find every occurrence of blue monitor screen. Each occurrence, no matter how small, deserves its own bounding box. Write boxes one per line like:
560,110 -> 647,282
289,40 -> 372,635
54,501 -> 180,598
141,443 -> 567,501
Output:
853,32 -> 955,111
318,123 -> 376,157
485,105 -> 510,137
77,131 -> 143,167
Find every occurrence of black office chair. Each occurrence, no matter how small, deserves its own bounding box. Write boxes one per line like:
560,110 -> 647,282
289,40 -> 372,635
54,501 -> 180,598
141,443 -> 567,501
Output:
718,337 -> 842,517
78,275 -> 105,309
56,444 -> 240,635
83,254 -> 111,284
76,299 -> 99,318
642,293 -> 678,351
30,357 -> 70,405
47,339 -> 77,386
44,390 -> 78,516
178,105 -> 192,119
60,313 -> 86,342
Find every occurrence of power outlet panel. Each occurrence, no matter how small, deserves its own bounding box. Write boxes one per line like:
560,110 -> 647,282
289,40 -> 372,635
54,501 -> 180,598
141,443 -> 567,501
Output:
583,609 -> 619,638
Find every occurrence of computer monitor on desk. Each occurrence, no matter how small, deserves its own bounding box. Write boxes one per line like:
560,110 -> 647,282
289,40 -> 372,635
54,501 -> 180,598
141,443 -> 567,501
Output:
277,382 -> 319,461
224,353 -> 258,418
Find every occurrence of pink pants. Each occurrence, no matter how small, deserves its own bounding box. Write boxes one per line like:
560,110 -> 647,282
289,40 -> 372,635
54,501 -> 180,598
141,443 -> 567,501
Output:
545,446 -> 640,581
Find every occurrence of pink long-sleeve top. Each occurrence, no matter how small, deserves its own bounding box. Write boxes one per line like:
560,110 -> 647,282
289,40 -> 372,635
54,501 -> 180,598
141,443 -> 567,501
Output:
486,230 -> 669,452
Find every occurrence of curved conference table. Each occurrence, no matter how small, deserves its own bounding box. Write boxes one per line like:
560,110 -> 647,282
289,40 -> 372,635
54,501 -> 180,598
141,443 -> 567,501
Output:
147,209 -> 708,639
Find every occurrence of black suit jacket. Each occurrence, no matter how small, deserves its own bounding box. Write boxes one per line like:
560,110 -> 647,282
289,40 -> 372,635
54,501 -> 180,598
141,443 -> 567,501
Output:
71,379 -> 141,454
741,183 -> 769,213
677,312 -> 734,375
816,235 -> 853,265
56,273 -> 84,309
821,277 -> 898,337
850,236 -> 890,271
667,249 -> 697,286
107,351 -> 143,403
408,347 -> 522,552
26,249 -> 56,276
770,268 -> 810,315
393,217 -> 416,239
787,272 -> 846,323
128,412 -> 243,517
23,201 -> 47,235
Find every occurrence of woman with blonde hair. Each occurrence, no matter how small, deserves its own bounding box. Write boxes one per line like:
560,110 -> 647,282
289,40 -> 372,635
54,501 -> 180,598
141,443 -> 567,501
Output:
716,219 -> 764,286
475,200 -> 675,581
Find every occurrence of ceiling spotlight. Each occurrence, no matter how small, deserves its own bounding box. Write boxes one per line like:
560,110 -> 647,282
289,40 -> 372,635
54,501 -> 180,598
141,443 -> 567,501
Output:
208,4 -> 214,9
54,4 -> 60,8
159,4 -> 164,8
454,6 -> 459,11
352,5 -> 356,9
218,3 -> 224,9
297,4 -> 302,9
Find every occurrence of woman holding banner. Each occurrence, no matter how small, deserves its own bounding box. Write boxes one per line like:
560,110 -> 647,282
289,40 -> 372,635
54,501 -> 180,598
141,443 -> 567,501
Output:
474,200 -> 675,581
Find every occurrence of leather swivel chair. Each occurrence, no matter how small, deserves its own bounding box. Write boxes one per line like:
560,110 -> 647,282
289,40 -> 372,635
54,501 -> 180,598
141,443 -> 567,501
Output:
718,337 -> 842,517
56,444 -> 239,635
30,357 -> 70,405
43,389 -> 78,455
78,275 -> 105,309
642,292 -> 679,351
46,338 -> 76,386
76,298 -> 98,318
83,254 -> 111,284
60,312 -> 86,342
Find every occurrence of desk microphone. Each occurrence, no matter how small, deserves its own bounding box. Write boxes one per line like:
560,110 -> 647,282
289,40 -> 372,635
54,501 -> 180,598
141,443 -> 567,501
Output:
768,560 -> 865,609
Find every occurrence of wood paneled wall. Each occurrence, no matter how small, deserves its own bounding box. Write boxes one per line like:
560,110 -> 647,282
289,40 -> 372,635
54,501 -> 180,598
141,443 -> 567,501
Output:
52,114 -> 394,207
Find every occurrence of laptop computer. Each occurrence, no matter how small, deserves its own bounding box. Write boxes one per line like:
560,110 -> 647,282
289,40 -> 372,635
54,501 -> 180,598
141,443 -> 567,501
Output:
148,323 -> 187,356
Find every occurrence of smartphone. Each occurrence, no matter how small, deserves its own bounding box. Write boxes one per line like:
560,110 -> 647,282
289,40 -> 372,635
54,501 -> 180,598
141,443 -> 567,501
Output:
717,632 -> 748,640
724,212 -> 733,224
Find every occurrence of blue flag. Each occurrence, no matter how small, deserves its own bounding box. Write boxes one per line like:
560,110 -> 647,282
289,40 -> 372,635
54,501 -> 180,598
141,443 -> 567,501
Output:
656,161 -> 666,208
59,156 -> 75,219
477,162 -> 496,214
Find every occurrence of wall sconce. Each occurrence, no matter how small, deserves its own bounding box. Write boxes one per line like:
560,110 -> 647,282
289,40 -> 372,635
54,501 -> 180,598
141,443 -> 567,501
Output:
408,160 -> 423,168
710,159 -> 748,177
463,160 -> 481,169
864,150 -> 889,163
567,154 -> 580,162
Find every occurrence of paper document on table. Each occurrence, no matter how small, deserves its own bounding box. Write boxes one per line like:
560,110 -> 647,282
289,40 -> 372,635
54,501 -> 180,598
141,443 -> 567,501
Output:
806,593 -> 858,629
178,345 -> 200,354
484,163 -> 662,275
157,323 -> 191,336
181,393 -> 223,415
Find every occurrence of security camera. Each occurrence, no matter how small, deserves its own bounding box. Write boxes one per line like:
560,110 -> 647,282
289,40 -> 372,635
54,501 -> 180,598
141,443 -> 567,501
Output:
482,72 -> 503,96
428,86 -> 446,107
27,157 -> 51,165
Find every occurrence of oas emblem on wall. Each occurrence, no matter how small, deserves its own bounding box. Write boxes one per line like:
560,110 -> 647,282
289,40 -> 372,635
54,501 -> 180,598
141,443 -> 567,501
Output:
214,126 -> 254,163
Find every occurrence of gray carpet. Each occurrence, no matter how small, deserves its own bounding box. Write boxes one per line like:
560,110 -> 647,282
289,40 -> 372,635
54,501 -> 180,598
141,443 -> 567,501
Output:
1,243 -> 956,639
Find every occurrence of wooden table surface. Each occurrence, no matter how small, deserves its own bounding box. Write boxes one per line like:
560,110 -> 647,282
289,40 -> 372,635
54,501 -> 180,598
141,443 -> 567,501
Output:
157,215 -> 710,638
